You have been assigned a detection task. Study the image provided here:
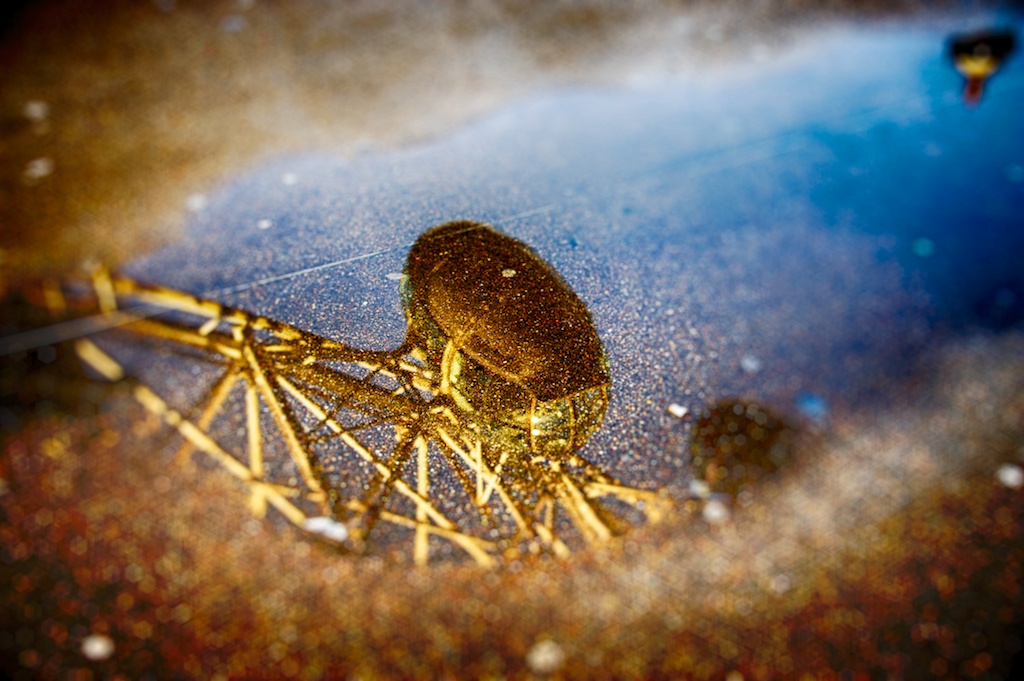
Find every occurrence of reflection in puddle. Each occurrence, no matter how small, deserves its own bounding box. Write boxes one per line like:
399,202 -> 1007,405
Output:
688,399 -> 798,504
29,222 -> 664,566
950,28 -> 1016,105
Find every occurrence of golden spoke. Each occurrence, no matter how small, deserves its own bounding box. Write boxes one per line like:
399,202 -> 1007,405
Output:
78,335 -> 327,534
241,341 -> 321,494
414,435 -> 430,566
584,481 -> 670,523
173,368 -> 240,465
245,378 -> 267,517
556,473 -> 613,543
377,510 -> 496,567
124,318 -> 243,360
435,426 -> 530,534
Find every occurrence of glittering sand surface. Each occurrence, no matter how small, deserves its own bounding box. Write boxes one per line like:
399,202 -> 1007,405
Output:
2,1 -> 1024,679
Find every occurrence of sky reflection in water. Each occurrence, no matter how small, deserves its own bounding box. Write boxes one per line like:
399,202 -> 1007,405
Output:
127,20 -> 1024,485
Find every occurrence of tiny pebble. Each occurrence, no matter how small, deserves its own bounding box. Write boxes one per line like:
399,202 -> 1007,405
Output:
740,354 -> 762,373
526,639 -> 565,675
667,403 -> 688,419
689,479 -> 710,499
996,463 -> 1023,490
24,100 -> 49,122
81,634 -> 115,661
703,499 -> 730,524
304,516 -> 349,542
23,157 -> 54,180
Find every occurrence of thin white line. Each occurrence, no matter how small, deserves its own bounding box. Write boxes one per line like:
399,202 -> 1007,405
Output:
494,203 -> 559,225
208,244 -> 411,296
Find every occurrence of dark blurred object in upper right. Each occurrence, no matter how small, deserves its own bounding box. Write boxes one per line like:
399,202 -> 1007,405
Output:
950,29 -> 1017,106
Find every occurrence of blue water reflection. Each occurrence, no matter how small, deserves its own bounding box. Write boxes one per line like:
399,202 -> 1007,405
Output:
128,18 -> 1023,481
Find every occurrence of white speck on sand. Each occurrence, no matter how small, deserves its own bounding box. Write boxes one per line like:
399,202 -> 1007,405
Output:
689,479 -> 711,499
304,516 -> 349,542
703,499 -> 730,524
996,463 -> 1023,490
24,100 -> 49,122
23,157 -> 54,181
526,639 -> 565,675
81,634 -> 115,661
502,268 -> 516,278
667,403 -> 689,419
740,354 -> 762,374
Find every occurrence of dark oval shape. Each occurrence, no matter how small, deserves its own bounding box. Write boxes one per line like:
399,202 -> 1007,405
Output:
402,221 -> 610,457
689,400 -> 797,502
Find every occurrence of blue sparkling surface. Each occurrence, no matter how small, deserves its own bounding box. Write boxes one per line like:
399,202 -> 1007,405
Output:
128,17 -> 1024,482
